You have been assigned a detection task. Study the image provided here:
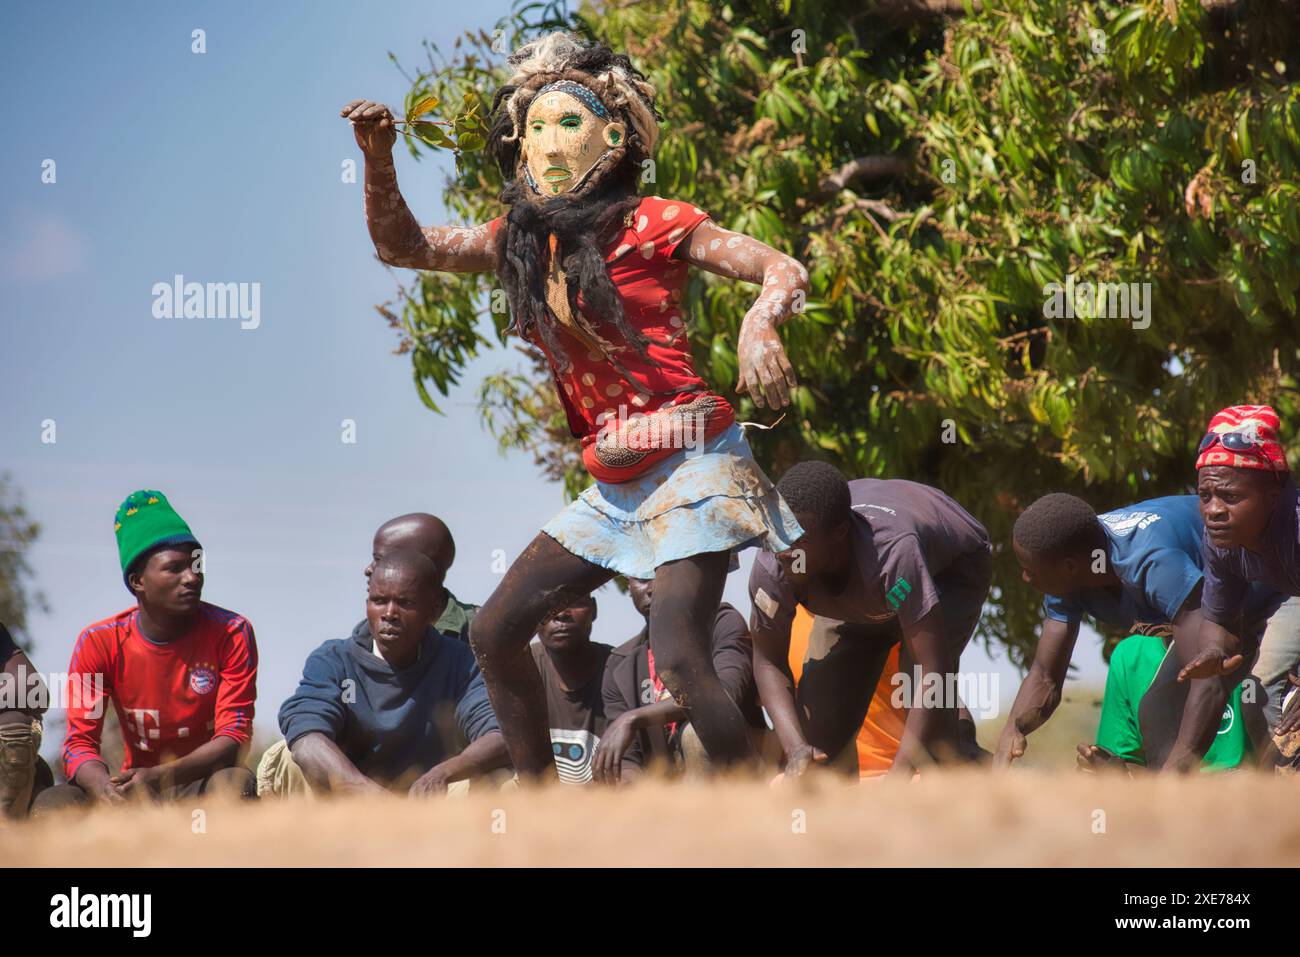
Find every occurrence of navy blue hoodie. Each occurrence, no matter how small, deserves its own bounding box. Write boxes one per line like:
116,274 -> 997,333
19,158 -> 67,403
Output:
278,619 -> 499,788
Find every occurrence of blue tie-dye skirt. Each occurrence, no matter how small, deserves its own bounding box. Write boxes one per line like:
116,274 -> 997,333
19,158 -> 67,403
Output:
542,423 -> 803,579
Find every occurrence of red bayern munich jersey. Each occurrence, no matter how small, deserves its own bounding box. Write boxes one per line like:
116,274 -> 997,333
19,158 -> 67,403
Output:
62,603 -> 257,779
489,196 -> 736,481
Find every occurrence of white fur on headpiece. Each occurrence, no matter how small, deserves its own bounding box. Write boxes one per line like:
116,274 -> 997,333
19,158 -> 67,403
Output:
500,31 -> 659,153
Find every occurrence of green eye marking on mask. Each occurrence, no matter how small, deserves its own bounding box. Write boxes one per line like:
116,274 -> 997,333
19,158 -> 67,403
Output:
560,113 -> 583,129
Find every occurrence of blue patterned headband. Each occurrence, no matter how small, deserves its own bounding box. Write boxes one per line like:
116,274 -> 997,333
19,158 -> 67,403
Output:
533,80 -> 612,121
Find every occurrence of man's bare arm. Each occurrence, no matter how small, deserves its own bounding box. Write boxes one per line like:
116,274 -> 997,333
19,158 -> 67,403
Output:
290,731 -> 384,795
1179,615 -> 1246,680
1168,603 -> 1238,772
994,617 -> 1080,767
752,624 -> 826,775
893,606 -> 961,774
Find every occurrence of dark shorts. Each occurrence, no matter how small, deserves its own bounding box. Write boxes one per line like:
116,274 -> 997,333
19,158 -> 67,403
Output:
797,546 -> 992,762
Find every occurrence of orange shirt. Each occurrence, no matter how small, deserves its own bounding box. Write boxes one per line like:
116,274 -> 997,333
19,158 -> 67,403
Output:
788,606 -> 904,778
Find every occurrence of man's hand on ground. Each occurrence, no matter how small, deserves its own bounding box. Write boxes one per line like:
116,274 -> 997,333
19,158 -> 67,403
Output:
993,726 -> 1028,769
783,743 -> 829,778
1075,744 -> 1128,774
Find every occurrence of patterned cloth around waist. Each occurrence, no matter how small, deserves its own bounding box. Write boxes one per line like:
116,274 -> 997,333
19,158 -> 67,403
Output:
581,392 -> 735,484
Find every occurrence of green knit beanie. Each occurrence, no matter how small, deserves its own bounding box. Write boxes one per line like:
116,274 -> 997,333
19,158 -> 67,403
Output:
114,490 -> 200,585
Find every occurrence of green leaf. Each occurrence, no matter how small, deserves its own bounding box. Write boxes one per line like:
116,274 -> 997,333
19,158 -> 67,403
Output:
407,94 -> 440,122
457,130 -> 486,152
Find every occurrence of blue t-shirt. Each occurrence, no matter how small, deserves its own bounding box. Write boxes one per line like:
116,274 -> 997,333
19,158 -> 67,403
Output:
1043,495 -> 1280,632
1202,478 -> 1300,627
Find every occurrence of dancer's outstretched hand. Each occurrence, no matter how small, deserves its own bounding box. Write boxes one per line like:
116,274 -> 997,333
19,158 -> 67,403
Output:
341,99 -> 397,157
736,316 -> 797,410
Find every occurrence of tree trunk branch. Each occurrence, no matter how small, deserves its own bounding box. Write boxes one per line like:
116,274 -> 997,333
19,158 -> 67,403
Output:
813,155 -> 910,203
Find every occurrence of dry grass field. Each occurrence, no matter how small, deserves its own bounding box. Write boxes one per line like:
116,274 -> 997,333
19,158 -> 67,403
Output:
5,767 -> 1300,868
7,692 -> 1296,868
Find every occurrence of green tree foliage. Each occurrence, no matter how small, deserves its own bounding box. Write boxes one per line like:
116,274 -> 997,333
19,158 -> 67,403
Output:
379,0 -> 1300,666
0,473 -> 45,650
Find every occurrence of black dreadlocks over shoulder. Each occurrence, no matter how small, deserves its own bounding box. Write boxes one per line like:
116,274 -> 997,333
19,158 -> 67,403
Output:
487,38 -> 664,376
777,461 -> 853,531
1013,493 -> 1106,560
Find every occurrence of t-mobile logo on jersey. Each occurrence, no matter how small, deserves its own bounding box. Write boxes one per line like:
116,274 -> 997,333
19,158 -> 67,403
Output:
123,709 -> 161,751
49,887 -> 151,937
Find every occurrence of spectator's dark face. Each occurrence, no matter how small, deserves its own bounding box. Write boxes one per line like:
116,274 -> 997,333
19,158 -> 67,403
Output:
366,567 -> 434,664
628,578 -> 653,619
537,600 -> 596,653
130,547 -> 203,615
1198,466 -> 1282,550
777,514 -> 847,586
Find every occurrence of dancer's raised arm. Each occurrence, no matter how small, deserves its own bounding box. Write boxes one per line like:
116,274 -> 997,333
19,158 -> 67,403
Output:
341,99 -> 497,273
677,220 -> 806,410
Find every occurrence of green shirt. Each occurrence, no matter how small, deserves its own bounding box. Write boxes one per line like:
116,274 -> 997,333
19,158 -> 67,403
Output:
1095,633 -> 1249,772
434,590 -> 478,643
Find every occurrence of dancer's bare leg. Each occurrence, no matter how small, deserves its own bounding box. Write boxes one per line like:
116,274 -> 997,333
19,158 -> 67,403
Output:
469,533 -> 613,781
650,550 -> 757,768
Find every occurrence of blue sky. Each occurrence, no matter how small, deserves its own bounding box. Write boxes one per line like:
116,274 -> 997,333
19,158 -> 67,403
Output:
0,1 -> 1107,757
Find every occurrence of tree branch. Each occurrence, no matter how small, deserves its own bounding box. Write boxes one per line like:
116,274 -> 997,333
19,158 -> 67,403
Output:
812,155 -> 910,203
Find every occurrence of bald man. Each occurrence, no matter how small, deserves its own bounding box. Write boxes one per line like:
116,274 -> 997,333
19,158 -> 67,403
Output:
365,513 -> 476,642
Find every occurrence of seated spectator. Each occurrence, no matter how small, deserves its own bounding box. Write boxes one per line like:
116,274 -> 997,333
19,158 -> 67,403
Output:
531,596 -> 612,784
32,491 -> 258,813
265,551 -> 506,797
594,577 -> 766,783
365,513 -> 476,641
0,622 -> 52,817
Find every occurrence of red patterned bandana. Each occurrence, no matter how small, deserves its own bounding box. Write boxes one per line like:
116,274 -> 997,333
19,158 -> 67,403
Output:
1195,405 -> 1289,472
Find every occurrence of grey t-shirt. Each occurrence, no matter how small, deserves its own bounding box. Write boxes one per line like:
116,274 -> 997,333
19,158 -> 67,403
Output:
532,642 -> 613,785
749,478 -> 990,642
